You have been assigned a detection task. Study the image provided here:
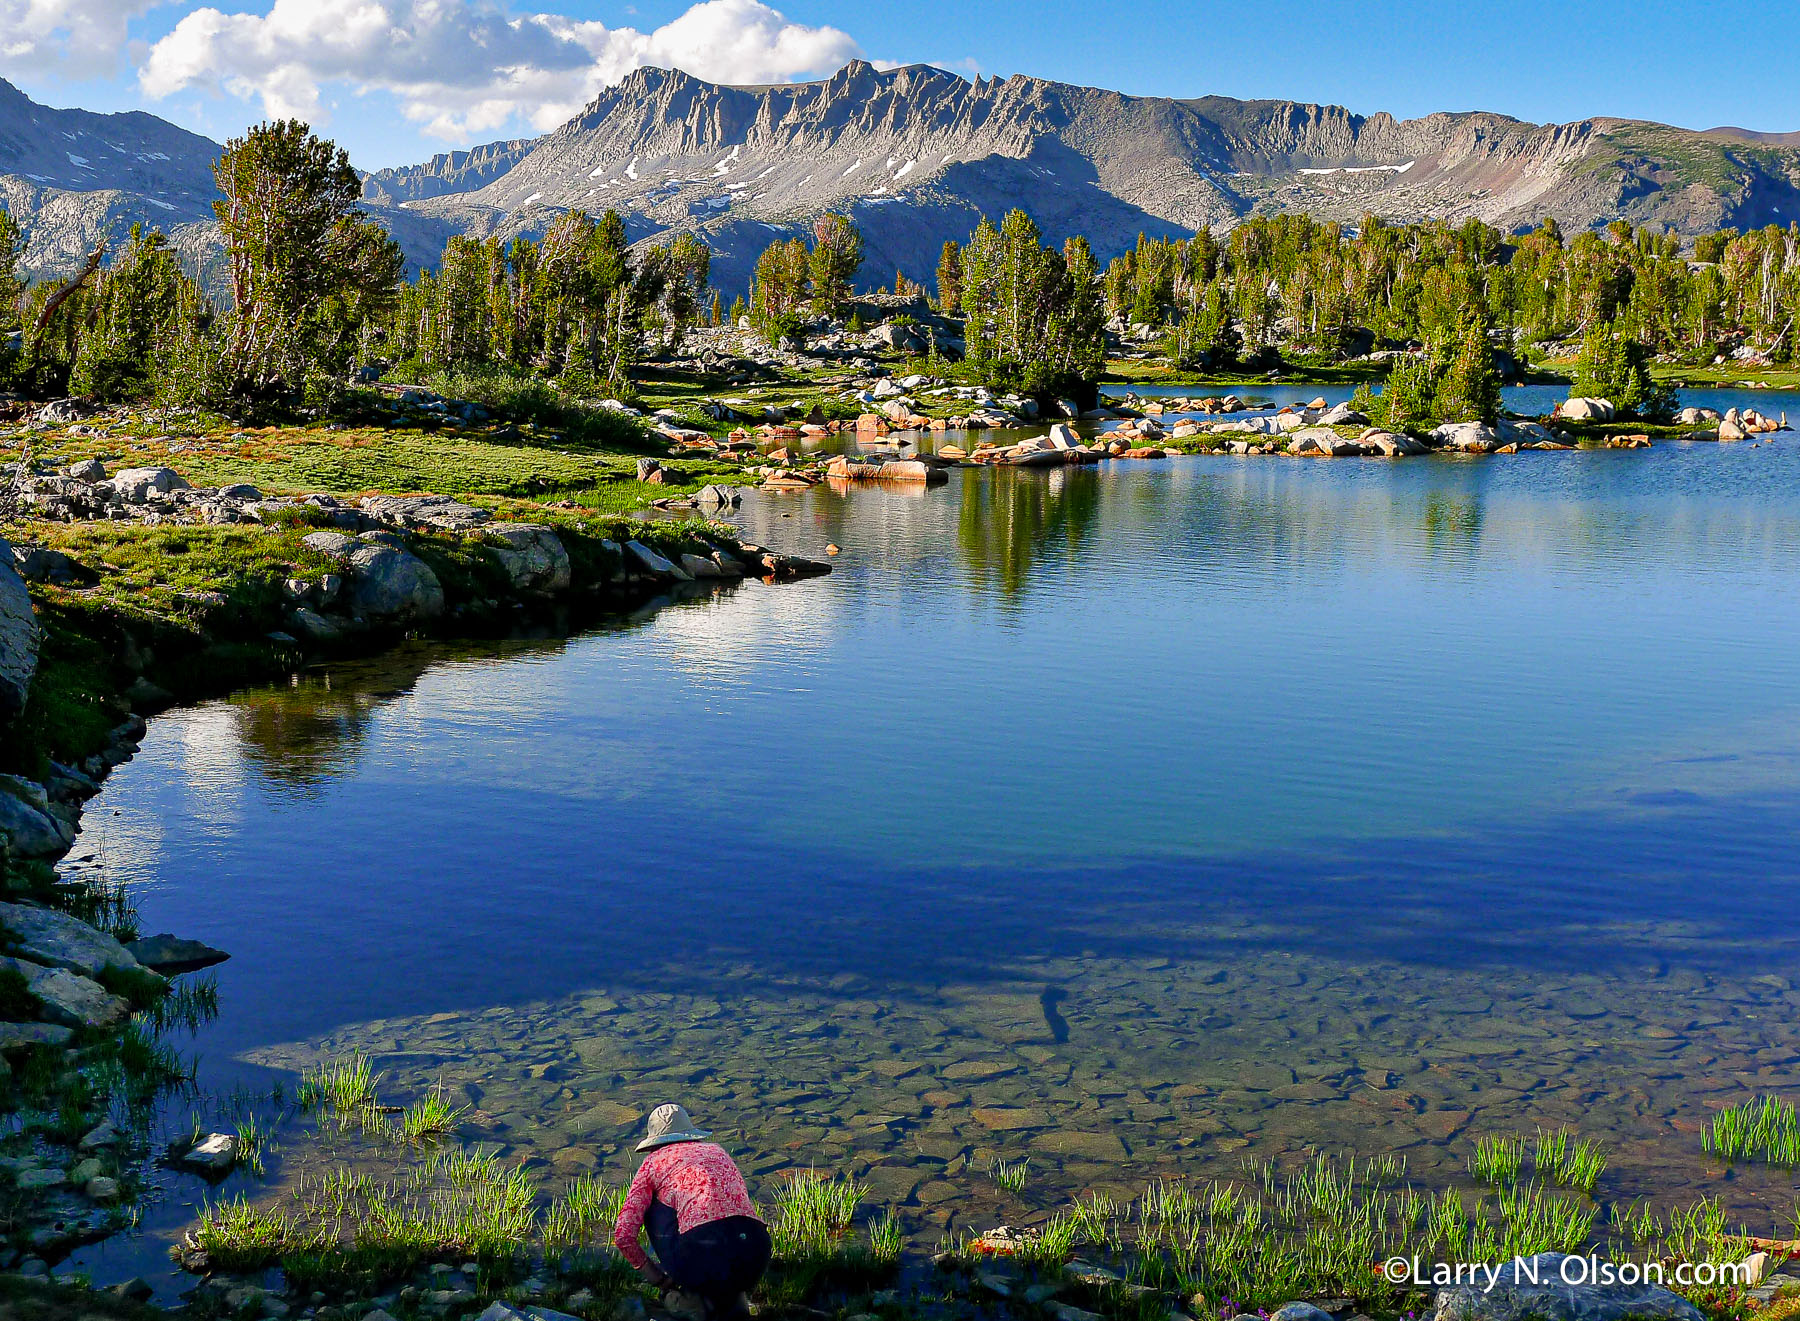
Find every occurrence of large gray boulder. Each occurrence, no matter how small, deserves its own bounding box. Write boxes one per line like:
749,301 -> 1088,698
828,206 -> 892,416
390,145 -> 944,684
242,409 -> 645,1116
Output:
301,530 -> 361,559
0,902 -> 144,976
483,524 -> 571,595
1433,422 -> 1504,452
1359,429 -> 1430,456
625,540 -> 692,582
693,484 -> 740,509
345,544 -> 445,621
0,957 -> 131,1030
358,494 -> 489,531
1318,402 -> 1370,426
0,789 -> 68,857
1499,419 -> 1558,445
1433,1254 -> 1704,1321
0,537 -> 38,717
126,933 -> 229,973
1559,397 -> 1615,422
1289,427 -> 1362,456
305,532 -> 445,621
107,467 -> 189,503
870,323 -> 925,352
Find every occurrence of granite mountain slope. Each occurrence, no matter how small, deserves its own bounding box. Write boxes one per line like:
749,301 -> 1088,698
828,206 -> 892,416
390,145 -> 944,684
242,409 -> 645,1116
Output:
6,65 -> 1800,299
361,61 -> 1800,293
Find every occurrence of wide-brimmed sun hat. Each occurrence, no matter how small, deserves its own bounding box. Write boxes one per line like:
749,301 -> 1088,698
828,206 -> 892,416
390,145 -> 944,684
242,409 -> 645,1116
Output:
637,1103 -> 713,1152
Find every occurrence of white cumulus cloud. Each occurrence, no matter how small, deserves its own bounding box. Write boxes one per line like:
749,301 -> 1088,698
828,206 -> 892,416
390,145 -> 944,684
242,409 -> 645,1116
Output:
0,0 -> 162,77
139,0 -> 864,140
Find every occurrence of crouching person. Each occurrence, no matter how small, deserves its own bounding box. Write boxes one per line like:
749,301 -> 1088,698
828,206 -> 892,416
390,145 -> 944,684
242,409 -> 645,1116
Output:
614,1104 -> 772,1321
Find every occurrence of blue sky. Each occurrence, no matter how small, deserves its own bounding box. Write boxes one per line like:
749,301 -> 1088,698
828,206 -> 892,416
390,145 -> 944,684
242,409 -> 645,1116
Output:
6,0 -> 1797,170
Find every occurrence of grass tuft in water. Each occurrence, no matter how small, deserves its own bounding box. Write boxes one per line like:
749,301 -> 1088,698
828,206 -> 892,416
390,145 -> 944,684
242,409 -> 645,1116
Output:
1471,1135 -> 1525,1186
1702,1095 -> 1800,1165
770,1170 -> 865,1260
142,975 -> 220,1035
545,1173 -> 627,1255
1559,1137 -> 1607,1193
235,1114 -> 267,1178
1050,1153 -> 1631,1315
988,1156 -> 1030,1193
1069,1190 -> 1123,1250
1464,1129 -> 1607,1193
297,1053 -> 380,1115
396,1087 -> 470,1144
762,1171 -> 890,1306
868,1212 -> 904,1266
188,1148 -> 540,1293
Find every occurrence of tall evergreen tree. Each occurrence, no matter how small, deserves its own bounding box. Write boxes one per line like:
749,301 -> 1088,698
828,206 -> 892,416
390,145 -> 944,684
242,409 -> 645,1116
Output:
213,119 -> 398,400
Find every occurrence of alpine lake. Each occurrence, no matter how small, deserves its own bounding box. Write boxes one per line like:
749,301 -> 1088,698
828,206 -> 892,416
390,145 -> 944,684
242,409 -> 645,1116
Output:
62,384 -> 1800,1289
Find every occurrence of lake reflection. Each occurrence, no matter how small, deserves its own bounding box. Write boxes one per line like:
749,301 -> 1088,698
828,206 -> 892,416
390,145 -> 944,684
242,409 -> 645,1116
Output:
70,439 -> 1800,1283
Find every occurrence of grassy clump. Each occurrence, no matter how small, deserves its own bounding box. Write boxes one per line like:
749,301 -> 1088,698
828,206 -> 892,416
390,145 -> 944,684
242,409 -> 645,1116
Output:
544,1172 -> 626,1257
403,369 -> 655,452
544,1170 -> 641,1307
1535,1128 -> 1607,1192
25,524 -> 323,634
297,1053 -> 379,1115
193,1148 -> 539,1293
235,1113 -> 268,1178
189,1152 -> 645,1306
770,1170 -> 865,1259
1703,1095 -> 1800,1165
297,1054 -> 468,1147
1470,1134 -> 1524,1187
1467,1129 -> 1605,1193
1014,1156 -> 1604,1315
395,1087 -> 470,1144
868,1212 -> 904,1266
762,1171 -> 893,1305
988,1155 -> 1030,1193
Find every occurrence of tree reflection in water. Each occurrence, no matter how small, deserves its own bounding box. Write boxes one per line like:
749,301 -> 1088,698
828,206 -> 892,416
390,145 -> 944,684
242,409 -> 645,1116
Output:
955,466 -> 1101,597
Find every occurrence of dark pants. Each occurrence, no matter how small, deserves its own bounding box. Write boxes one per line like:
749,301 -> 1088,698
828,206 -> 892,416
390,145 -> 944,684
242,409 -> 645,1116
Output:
646,1200 -> 772,1317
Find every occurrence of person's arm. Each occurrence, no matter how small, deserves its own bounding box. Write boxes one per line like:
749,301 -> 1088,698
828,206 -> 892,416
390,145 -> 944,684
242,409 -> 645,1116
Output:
613,1162 -> 662,1279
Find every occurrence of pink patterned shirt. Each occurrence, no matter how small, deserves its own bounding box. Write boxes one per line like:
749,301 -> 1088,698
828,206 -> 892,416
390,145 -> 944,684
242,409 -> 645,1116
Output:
613,1141 -> 761,1270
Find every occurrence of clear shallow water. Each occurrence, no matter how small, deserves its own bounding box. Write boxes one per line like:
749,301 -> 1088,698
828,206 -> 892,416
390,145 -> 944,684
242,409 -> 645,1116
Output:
66,437 -> 1800,1285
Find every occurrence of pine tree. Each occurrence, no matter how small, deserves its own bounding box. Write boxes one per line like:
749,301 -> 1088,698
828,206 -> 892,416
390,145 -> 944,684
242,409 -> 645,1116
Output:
806,214 -> 862,316
935,240 -> 962,311
212,119 -> 398,400
1432,314 -> 1502,424
70,226 -> 196,401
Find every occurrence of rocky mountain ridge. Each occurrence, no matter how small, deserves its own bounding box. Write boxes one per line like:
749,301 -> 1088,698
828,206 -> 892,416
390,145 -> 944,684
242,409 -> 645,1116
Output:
6,66 -> 1800,297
